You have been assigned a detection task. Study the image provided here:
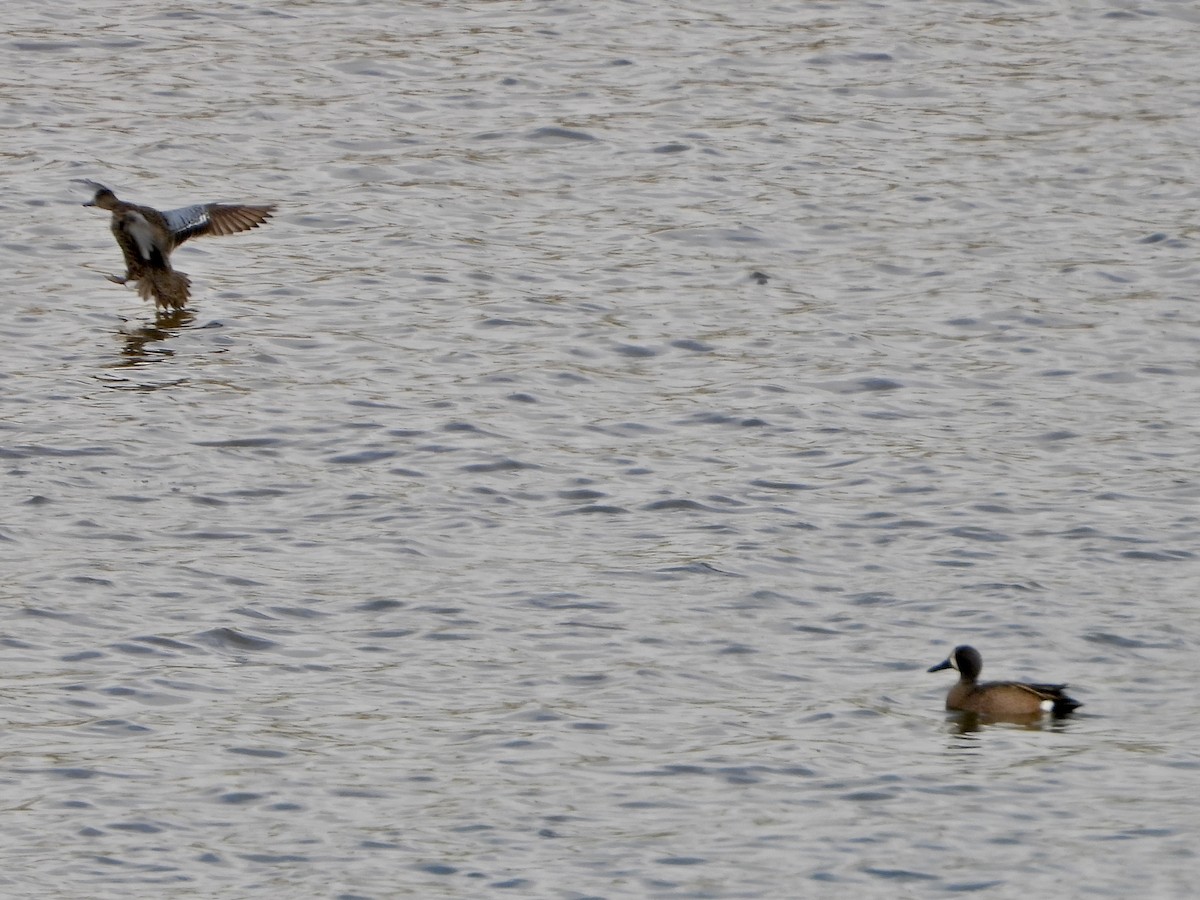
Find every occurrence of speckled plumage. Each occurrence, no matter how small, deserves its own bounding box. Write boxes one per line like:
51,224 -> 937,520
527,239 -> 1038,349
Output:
79,180 -> 275,310
928,645 -> 1082,719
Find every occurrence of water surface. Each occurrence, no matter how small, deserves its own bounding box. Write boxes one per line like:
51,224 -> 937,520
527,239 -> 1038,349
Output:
3,1 -> 1199,896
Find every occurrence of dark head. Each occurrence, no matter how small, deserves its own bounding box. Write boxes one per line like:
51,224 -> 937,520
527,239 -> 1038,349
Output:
76,179 -> 118,210
928,645 -> 983,681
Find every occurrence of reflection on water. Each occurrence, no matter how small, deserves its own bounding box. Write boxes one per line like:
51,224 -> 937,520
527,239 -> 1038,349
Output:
115,307 -> 195,365
941,711 -> 1082,736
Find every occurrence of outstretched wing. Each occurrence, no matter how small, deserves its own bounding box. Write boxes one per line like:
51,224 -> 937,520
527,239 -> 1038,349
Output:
122,211 -> 165,264
162,203 -> 276,246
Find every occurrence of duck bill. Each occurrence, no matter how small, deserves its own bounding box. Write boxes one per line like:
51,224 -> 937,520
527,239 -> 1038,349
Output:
927,659 -> 953,673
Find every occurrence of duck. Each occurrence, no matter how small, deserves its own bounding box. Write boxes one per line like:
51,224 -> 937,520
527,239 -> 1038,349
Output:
928,645 -> 1082,718
78,180 -> 275,310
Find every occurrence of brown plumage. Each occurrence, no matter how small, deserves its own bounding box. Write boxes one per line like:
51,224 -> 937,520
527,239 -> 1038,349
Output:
79,180 -> 275,310
928,645 -> 1082,719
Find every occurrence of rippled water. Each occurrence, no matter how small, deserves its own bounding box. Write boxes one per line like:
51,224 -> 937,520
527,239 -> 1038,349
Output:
3,1 -> 1199,896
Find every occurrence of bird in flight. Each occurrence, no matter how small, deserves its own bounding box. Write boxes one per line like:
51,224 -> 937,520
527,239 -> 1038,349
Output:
78,180 -> 275,310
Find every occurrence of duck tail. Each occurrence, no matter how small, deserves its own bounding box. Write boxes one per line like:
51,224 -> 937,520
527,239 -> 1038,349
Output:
137,268 -> 191,310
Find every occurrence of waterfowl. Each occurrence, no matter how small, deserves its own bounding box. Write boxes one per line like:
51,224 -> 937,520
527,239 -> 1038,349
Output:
78,180 -> 275,310
928,645 -> 1082,718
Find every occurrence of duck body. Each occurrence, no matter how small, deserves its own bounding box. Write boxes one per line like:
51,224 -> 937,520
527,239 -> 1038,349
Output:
928,645 -> 1082,719
79,180 -> 275,310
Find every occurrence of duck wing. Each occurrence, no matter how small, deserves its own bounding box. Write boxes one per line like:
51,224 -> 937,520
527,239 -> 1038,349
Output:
1024,682 -> 1070,696
121,211 -> 167,265
1001,680 -> 1083,713
74,178 -> 110,193
162,202 -> 276,246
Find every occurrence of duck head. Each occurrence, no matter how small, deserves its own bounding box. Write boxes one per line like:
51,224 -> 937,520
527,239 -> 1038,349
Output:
76,179 -> 118,210
928,645 -> 983,681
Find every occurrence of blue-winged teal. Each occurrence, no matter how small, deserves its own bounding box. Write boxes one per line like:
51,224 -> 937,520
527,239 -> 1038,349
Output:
79,180 -> 275,310
928,645 -> 1082,718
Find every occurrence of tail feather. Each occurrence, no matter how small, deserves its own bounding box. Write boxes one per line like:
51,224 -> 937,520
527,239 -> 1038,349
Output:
136,268 -> 191,310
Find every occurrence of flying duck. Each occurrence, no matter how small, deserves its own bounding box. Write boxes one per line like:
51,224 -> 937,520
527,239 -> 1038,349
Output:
79,180 -> 275,310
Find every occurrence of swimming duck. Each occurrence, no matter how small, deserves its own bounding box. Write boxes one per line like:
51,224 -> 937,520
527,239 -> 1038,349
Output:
79,180 -> 275,310
928,645 -> 1082,718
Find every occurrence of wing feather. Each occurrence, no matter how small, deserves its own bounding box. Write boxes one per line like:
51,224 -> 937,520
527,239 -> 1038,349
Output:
163,203 -> 276,245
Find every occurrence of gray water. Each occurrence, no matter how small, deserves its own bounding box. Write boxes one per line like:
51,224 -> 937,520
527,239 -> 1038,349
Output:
3,1 -> 1199,896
